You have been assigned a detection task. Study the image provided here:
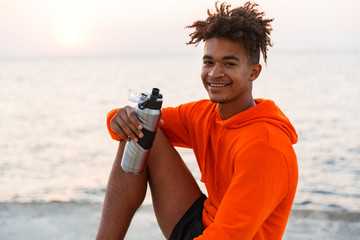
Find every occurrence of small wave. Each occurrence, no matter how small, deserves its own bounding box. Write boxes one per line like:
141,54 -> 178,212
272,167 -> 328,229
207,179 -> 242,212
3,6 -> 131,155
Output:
296,200 -> 312,206
290,209 -> 360,222
310,190 -> 335,195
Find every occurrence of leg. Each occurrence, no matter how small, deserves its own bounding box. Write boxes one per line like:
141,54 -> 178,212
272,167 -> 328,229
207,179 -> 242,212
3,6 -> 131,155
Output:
96,129 -> 202,239
147,129 -> 202,238
96,140 -> 148,240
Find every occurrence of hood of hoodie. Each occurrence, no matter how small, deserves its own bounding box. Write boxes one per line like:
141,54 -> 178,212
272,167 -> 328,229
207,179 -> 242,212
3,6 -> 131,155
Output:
200,98 -> 298,189
214,98 -> 298,144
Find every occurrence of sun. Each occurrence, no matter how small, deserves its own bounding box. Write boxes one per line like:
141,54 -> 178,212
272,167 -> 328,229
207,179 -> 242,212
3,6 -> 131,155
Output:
58,29 -> 82,47
62,32 -> 78,46
55,20 -> 84,47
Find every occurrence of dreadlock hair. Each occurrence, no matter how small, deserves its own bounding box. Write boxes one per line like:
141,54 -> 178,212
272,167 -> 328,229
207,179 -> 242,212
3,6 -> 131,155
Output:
186,1 -> 273,65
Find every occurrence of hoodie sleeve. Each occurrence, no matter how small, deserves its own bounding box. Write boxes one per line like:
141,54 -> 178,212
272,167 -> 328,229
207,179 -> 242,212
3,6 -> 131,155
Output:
106,109 -> 122,141
195,142 -> 291,239
160,103 -> 197,148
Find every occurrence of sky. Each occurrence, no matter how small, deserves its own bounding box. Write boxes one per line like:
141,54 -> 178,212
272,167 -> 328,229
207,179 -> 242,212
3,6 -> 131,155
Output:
0,0 -> 359,57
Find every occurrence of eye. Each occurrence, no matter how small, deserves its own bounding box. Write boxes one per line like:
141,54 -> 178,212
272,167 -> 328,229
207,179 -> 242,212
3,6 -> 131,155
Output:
225,62 -> 236,66
203,60 -> 213,66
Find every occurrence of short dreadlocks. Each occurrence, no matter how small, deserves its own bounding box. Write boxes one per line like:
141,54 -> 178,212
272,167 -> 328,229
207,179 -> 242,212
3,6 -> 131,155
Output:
186,1 -> 273,65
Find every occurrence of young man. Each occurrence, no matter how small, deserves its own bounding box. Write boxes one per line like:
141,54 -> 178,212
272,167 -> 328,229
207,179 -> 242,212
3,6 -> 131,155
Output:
97,2 -> 298,239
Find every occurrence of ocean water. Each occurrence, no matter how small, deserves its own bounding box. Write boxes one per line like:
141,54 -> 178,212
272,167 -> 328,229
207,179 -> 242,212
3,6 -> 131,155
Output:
0,51 -> 359,214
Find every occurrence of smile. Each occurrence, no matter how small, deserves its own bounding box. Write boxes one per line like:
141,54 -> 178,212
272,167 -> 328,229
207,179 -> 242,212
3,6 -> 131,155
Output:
208,82 -> 231,87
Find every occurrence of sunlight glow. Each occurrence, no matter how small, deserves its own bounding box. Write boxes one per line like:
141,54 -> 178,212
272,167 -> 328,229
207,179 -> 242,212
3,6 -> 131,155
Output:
57,26 -> 83,47
61,32 -> 79,46
0,0 -> 358,56
56,18 -> 84,48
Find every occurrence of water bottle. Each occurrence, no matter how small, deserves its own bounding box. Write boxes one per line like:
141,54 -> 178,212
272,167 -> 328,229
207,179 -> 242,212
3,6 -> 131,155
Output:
121,88 -> 163,174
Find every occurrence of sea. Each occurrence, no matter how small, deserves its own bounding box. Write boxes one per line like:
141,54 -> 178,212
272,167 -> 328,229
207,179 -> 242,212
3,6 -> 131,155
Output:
0,51 -> 360,237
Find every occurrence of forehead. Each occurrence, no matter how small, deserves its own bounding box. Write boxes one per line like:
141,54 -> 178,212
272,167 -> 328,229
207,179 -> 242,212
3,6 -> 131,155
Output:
204,38 -> 247,59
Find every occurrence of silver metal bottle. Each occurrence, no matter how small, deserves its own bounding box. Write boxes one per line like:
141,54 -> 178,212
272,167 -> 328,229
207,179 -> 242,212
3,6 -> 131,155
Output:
121,88 -> 163,174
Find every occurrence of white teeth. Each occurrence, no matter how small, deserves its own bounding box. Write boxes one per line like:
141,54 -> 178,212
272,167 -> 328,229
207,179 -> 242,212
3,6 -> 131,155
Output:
209,83 -> 228,87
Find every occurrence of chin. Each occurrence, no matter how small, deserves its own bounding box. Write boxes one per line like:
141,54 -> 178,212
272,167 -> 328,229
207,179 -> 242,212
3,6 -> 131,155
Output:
209,97 -> 228,104
206,90 -> 230,104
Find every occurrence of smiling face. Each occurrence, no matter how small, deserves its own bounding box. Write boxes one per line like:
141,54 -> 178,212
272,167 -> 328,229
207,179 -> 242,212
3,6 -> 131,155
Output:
201,38 -> 261,119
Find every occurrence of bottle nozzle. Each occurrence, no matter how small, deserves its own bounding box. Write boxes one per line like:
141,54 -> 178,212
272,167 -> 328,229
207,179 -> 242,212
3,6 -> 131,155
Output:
151,88 -> 160,97
137,88 -> 162,109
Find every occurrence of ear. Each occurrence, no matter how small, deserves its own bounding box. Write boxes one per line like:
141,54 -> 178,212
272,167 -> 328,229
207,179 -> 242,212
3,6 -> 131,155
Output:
249,64 -> 262,81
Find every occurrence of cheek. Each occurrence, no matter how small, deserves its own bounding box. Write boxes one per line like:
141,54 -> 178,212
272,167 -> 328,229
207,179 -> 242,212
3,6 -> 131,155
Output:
201,67 -> 208,80
200,69 -> 208,89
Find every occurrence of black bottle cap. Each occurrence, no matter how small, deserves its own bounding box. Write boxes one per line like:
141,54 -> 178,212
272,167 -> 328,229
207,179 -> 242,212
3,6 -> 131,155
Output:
138,88 -> 163,110
151,88 -> 160,99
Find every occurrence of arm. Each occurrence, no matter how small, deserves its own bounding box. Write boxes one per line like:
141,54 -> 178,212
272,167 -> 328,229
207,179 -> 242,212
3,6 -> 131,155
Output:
107,102 -> 198,147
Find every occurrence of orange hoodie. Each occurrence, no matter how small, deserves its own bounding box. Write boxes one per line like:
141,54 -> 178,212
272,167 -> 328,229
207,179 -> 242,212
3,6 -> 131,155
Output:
107,98 -> 298,240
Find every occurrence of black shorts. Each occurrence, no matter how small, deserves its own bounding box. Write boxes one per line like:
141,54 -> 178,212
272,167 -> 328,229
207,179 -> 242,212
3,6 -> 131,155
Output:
169,194 -> 207,240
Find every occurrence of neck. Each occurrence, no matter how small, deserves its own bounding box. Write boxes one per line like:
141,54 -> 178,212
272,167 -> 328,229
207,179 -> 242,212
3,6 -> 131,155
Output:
217,96 -> 256,120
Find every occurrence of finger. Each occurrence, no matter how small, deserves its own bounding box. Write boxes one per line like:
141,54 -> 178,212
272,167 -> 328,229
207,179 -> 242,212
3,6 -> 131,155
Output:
125,106 -> 143,131
110,117 -> 130,141
111,108 -> 137,141
116,113 -> 139,142
118,107 -> 145,141
124,106 -> 143,139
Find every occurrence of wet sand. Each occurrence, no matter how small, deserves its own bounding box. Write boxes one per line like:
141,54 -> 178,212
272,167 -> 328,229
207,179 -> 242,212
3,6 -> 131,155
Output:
0,202 -> 359,240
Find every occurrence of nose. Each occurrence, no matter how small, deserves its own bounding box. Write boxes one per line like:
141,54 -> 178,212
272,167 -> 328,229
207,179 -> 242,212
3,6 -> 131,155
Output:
208,63 -> 225,79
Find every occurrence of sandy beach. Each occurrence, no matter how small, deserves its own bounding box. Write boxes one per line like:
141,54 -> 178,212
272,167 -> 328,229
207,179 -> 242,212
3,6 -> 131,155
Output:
1,202 -> 359,240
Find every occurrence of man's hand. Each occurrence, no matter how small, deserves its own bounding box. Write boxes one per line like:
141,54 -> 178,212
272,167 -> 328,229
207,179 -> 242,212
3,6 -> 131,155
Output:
109,106 -> 144,142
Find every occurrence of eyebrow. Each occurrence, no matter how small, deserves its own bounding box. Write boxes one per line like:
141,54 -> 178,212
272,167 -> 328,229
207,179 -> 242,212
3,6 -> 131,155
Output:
223,55 -> 240,62
203,55 -> 213,60
203,55 -> 240,62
